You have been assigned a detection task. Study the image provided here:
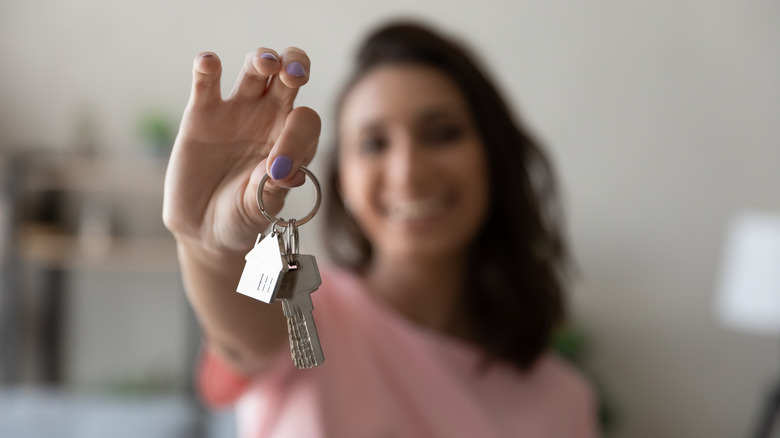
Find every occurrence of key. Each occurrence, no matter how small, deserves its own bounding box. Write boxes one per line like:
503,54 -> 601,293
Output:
236,232 -> 288,303
248,167 -> 325,369
276,254 -> 325,368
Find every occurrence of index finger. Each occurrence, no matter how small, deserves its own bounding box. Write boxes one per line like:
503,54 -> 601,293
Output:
267,106 -> 321,187
264,47 -> 311,109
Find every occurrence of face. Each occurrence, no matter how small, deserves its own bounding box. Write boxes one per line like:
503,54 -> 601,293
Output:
338,64 -> 490,263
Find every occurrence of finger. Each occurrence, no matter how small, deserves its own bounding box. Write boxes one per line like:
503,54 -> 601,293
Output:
245,158 -> 289,227
230,48 -> 282,100
265,47 -> 311,108
189,52 -> 223,109
242,107 -> 319,228
266,106 -> 321,187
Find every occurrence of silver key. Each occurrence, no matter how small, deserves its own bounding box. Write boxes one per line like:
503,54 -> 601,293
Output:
276,254 -> 325,368
236,232 -> 288,303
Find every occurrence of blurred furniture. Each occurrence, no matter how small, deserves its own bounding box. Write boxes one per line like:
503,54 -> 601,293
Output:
2,150 -> 183,384
1,154 -> 23,382
716,211 -> 780,438
0,387 -> 236,438
0,149 -> 211,436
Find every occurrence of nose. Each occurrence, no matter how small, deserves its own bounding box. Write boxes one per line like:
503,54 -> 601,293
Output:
385,133 -> 427,190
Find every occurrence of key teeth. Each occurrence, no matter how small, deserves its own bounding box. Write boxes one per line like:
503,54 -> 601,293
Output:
286,312 -> 322,369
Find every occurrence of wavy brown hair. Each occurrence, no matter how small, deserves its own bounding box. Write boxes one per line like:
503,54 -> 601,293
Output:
323,21 -> 569,370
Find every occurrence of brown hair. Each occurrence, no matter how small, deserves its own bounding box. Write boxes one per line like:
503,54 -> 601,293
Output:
323,21 -> 569,370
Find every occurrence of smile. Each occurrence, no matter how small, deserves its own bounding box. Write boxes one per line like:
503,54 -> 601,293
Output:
387,198 -> 449,222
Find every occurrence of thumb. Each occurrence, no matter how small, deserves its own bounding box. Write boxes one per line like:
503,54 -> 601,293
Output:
266,106 -> 321,186
243,158 -> 289,230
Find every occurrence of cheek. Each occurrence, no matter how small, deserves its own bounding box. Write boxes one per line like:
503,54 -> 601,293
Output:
449,143 -> 490,190
338,158 -> 372,212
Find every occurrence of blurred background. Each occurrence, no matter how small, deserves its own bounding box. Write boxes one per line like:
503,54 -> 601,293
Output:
1,0 -> 779,437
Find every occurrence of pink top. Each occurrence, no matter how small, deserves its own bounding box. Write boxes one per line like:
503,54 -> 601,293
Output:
198,267 -> 599,438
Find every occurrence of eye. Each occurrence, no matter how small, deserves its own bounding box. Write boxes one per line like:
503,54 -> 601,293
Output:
424,123 -> 463,145
358,135 -> 388,155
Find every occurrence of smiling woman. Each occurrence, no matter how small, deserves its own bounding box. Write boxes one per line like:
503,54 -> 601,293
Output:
323,23 -> 570,370
337,64 -> 490,265
163,20 -> 598,437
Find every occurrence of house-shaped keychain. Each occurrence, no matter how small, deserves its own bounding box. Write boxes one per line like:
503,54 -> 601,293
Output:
236,232 -> 289,303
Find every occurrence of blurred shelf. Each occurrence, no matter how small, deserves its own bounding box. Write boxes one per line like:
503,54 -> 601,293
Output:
19,224 -> 178,273
22,154 -> 168,196
2,150 -> 182,385
15,153 -> 177,273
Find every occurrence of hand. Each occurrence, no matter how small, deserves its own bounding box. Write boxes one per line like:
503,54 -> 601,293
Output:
163,47 -> 321,253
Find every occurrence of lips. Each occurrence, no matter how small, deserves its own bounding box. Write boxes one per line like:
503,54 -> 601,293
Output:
386,198 -> 449,222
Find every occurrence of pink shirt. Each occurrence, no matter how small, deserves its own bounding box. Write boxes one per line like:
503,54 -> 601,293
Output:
199,267 -> 598,438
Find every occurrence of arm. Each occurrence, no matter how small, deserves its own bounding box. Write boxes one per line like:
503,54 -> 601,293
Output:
163,47 -> 321,375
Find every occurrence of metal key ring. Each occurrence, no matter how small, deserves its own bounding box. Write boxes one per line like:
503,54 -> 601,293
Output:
256,166 -> 322,228
285,219 -> 299,256
283,218 -> 299,267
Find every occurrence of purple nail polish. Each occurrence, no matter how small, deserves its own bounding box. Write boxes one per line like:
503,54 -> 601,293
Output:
260,52 -> 277,62
286,62 -> 306,77
270,156 -> 293,180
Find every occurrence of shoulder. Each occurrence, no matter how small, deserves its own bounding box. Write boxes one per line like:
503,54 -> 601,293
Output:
531,353 -> 595,405
472,352 -> 598,435
480,352 -> 595,404
520,353 -> 599,435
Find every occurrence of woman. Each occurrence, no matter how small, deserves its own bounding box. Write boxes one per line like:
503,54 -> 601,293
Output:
164,21 -> 597,437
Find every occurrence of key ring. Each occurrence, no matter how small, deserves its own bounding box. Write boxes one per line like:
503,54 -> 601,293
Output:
256,166 -> 322,228
281,218 -> 299,267
284,219 -> 299,256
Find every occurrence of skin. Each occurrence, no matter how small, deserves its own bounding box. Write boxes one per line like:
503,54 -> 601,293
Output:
163,47 -> 321,374
339,64 -> 490,334
164,49 -> 489,374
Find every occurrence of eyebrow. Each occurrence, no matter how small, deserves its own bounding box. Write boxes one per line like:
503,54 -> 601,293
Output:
346,104 -> 467,137
416,107 -> 464,123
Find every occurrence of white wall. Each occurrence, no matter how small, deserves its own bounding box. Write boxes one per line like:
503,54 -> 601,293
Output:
2,1 -> 779,437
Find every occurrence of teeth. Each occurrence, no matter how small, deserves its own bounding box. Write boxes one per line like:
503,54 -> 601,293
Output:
388,199 -> 446,221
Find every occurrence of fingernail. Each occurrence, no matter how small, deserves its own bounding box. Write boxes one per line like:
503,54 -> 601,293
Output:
270,156 -> 293,180
286,62 -> 306,77
259,52 -> 277,62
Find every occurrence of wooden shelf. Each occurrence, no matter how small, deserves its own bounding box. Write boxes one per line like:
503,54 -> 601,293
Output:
19,224 -> 179,273
2,151 -> 184,385
22,154 -> 168,196
13,153 -> 179,273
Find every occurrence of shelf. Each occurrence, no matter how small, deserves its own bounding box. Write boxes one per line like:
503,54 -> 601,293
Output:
19,224 -> 179,273
2,150 -> 185,386
22,154 -> 168,196
13,153 -> 178,273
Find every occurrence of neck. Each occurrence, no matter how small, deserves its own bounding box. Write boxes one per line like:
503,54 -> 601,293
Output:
364,252 -> 471,337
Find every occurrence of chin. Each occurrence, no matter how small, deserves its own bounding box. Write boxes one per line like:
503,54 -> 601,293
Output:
384,234 -> 471,261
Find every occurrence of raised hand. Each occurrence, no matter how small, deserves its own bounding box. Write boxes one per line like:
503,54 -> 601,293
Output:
163,47 -> 321,253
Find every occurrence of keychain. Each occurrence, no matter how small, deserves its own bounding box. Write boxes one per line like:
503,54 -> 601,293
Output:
236,166 -> 325,368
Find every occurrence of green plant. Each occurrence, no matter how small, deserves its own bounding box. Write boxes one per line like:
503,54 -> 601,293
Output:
138,109 -> 176,157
